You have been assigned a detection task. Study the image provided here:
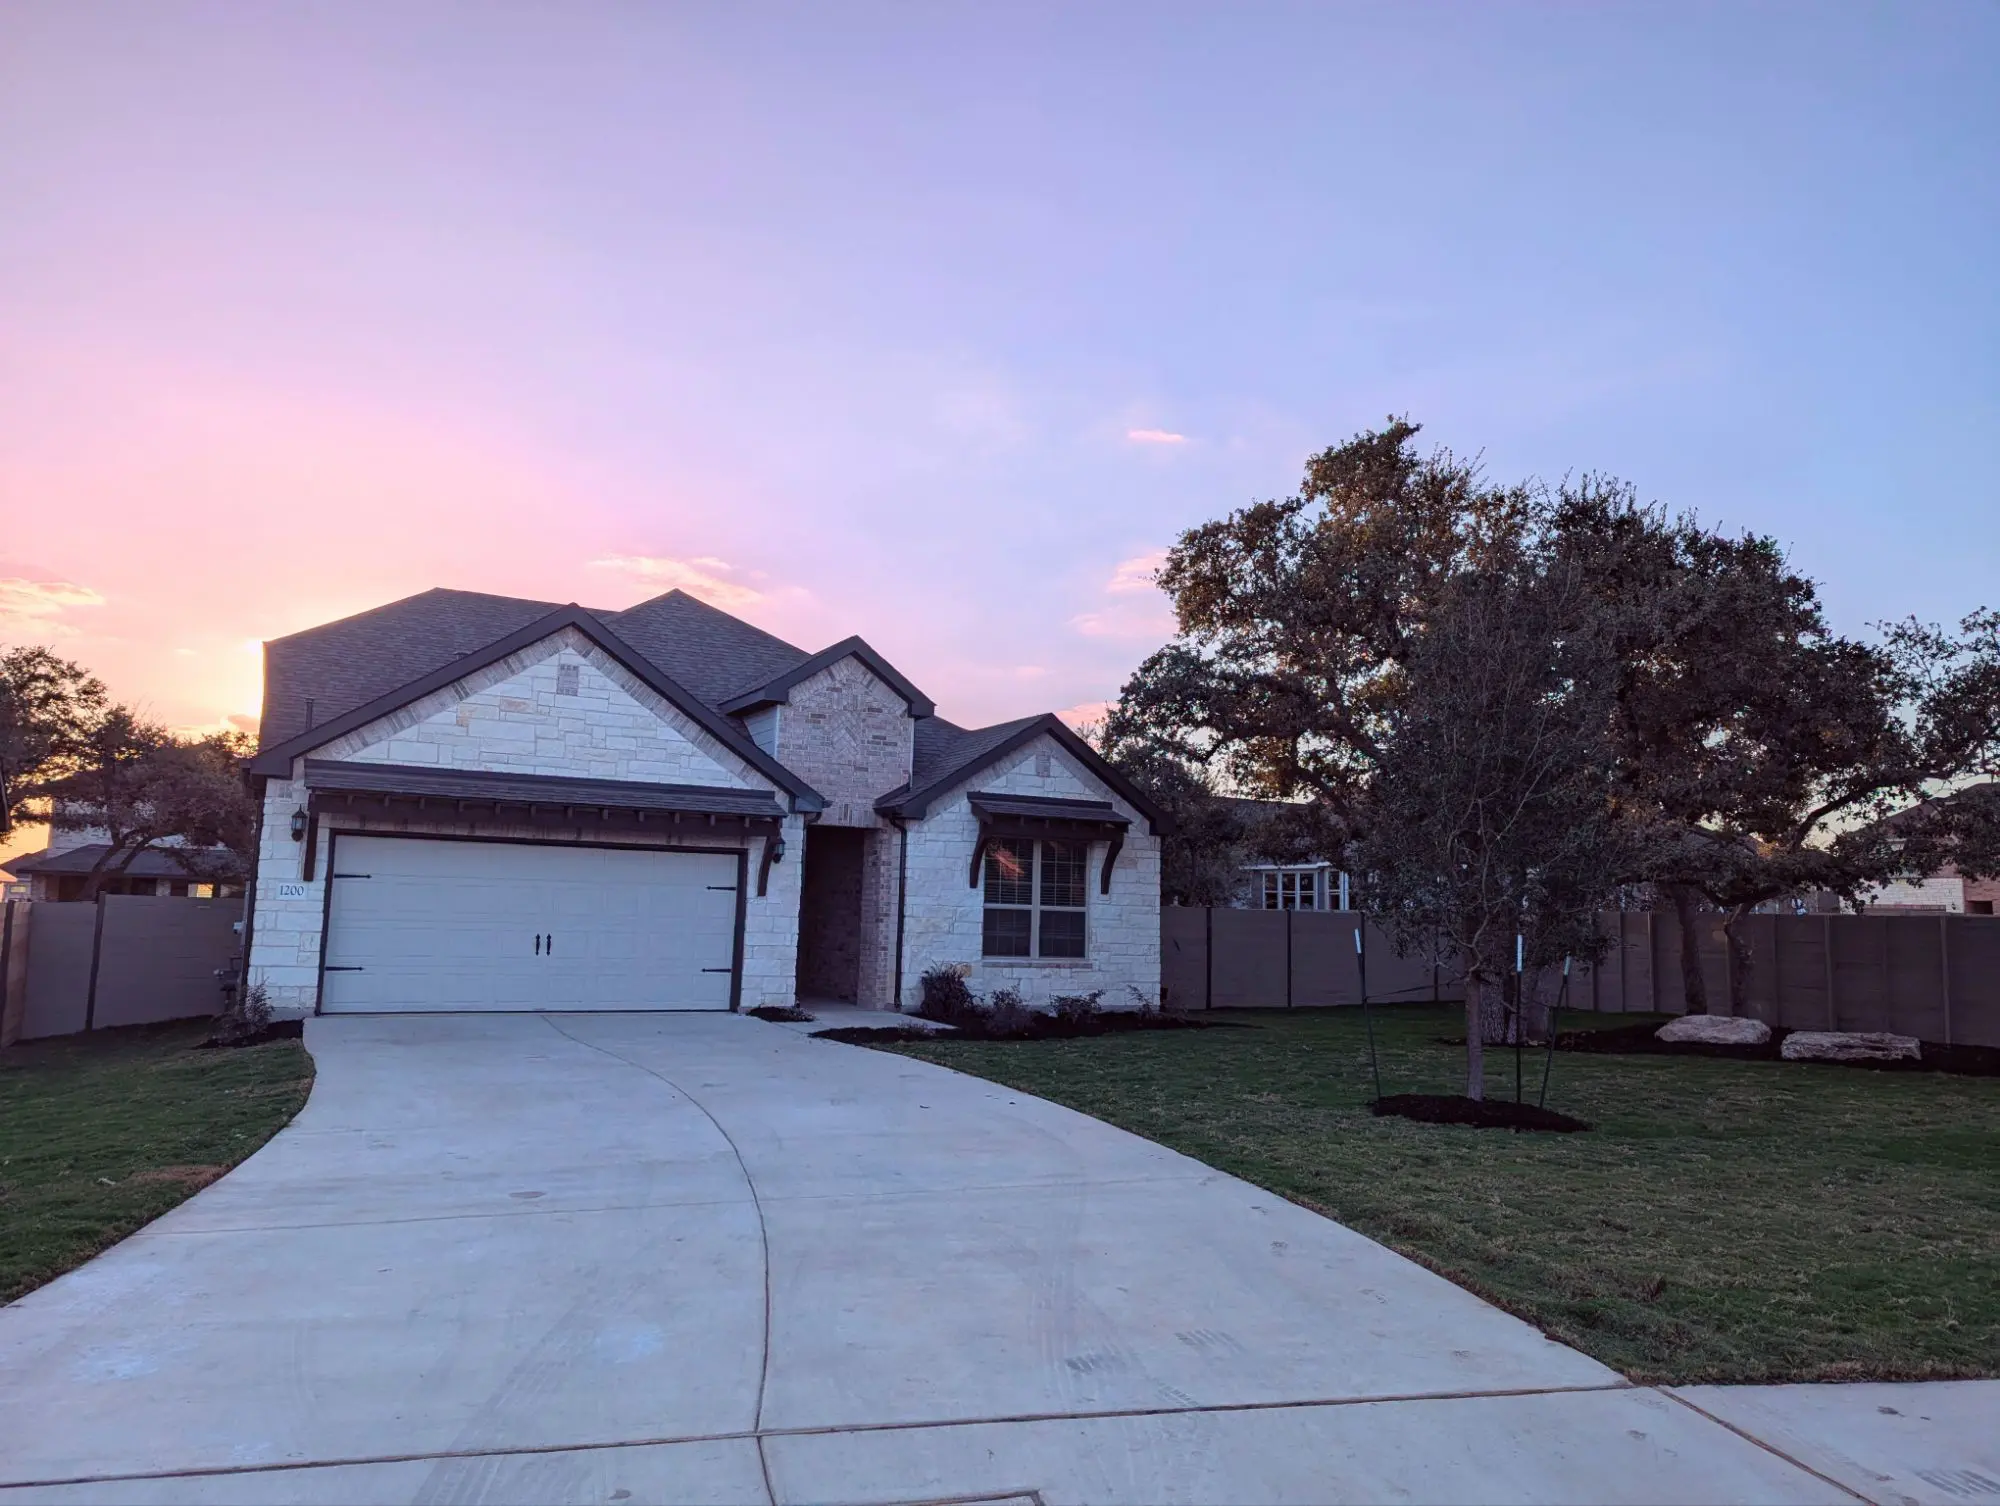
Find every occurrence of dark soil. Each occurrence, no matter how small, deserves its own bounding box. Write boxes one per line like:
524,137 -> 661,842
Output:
1371,1092 -> 1593,1132
1555,1020 -> 2000,1077
747,1006 -> 817,1023
816,1011 -> 1243,1046
196,1019 -> 305,1050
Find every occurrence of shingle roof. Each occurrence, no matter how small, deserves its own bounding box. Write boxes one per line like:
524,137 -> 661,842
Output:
909,714 -> 1044,794
258,587 -> 817,751
252,586 -> 1159,829
2,844 -> 246,879
261,589 -> 563,748
602,591 -> 812,709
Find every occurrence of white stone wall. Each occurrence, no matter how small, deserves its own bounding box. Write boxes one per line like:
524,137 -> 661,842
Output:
1861,872 -> 1966,913
246,627 -> 804,1016
319,628 -> 753,788
895,733 -> 1160,1010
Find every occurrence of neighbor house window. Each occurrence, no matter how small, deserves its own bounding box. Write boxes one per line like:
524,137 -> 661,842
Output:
983,838 -> 1089,958
1261,869 -> 1322,911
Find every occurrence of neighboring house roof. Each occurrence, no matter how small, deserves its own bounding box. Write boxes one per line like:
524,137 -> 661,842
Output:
718,635 -> 936,717
3,844 -> 246,879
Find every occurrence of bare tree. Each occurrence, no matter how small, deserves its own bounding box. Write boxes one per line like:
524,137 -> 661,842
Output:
1356,544 -> 1628,1098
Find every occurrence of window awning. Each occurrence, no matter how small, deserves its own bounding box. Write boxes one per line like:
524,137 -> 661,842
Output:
297,760 -> 785,886
964,791 -> 1131,893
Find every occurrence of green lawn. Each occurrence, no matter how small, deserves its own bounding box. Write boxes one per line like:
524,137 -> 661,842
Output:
0,1020 -> 313,1304
882,1006 -> 2000,1385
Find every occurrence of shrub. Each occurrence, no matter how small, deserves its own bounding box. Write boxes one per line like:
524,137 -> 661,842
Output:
986,987 -> 1034,1036
918,964 -> 982,1024
1051,989 -> 1104,1026
207,980 -> 273,1047
748,1005 -> 816,1022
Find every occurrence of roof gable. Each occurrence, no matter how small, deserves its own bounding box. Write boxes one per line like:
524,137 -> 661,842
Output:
718,635 -> 935,717
880,714 -> 1170,833
248,606 -> 823,808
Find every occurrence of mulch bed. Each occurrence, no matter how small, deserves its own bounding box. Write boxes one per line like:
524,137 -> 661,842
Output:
1554,1020 -> 2000,1077
816,1012 -> 1243,1046
196,1019 -> 305,1050
1371,1092 -> 1593,1132
747,1006 -> 818,1022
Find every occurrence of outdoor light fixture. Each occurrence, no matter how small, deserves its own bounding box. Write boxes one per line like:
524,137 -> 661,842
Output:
768,834 -> 786,863
290,807 -> 308,841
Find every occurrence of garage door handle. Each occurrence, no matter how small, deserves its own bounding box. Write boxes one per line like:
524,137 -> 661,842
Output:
701,967 -> 733,973
534,933 -> 554,955
326,965 -> 364,972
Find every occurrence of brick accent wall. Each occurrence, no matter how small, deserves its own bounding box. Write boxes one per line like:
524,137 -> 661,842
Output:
895,733 -> 1160,1010
772,658 -> 914,828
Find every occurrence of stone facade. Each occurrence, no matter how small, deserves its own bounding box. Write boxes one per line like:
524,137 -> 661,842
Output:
246,629 -> 803,1016
894,732 -> 1161,1010
244,624 -> 1161,1022
319,629 -> 751,789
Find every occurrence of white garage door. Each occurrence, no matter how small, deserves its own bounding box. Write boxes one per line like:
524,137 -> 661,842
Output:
320,836 -> 740,1013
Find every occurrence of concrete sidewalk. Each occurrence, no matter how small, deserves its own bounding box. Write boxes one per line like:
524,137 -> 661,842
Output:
0,1012 -> 1988,1504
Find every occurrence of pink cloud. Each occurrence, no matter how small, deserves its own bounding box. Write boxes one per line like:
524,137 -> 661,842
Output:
1071,549 -> 1176,641
0,576 -> 105,636
1125,427 -> 1188,445
589,554 -> 767,611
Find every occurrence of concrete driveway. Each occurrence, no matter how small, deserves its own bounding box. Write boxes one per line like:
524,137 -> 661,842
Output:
0,1013 -> 1975,1504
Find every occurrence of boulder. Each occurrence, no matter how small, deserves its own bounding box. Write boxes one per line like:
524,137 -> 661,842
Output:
1780,1030 -> 1922,1064
1657,1015 -> 1771,1046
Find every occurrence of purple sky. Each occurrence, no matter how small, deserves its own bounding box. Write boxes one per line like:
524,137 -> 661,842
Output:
2,2 -> 1995,858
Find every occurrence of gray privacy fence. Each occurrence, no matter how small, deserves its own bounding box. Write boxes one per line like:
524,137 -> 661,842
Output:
1573,909 -> 2000,1047
1160,906 -> 2000,1048
1161,907 -> 1454,1012
0,897 -> 242,1045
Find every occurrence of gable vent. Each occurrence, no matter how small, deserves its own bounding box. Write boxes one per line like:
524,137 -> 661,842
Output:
556,663 -> 580,697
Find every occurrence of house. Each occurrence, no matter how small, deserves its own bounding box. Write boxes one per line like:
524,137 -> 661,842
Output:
0,827 -> 246,902
1217,796 -> 1352,912
1857,782 -> 2000,915
244,588 -> 1167,1019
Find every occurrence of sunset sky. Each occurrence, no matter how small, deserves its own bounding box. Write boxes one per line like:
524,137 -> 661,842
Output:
4,3 -> 1997,866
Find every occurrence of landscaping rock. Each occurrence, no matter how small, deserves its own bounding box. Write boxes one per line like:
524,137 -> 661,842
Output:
1657,1015 -> 1771,1047
1780,1030 -> 1921,1063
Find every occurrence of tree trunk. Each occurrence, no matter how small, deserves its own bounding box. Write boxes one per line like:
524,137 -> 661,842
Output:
1464,977 -> 1486,1101
1667,883 -> 1710,1015
1463,955 -> 1504,1100
1722,906 -> 1754,1018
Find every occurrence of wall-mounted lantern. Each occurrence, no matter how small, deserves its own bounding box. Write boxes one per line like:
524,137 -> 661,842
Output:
290,807 -> 308,842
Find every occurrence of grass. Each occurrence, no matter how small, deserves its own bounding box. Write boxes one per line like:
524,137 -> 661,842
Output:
0,1019 -> 314,1304
880,1005 -> 2000,1385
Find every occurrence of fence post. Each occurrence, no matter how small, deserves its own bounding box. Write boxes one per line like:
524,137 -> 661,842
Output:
1203,905 -> 1213,1012
1940,915 -> 1953,1046
82,893 -> 109,1032
1285,908 -> 1294,1009
0,900 -> 17,1049
1824,913 -> 1836,1030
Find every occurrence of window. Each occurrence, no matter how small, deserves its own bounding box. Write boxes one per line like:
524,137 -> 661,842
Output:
983,838 -> 1089,958
1261,869 -> 1321,911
